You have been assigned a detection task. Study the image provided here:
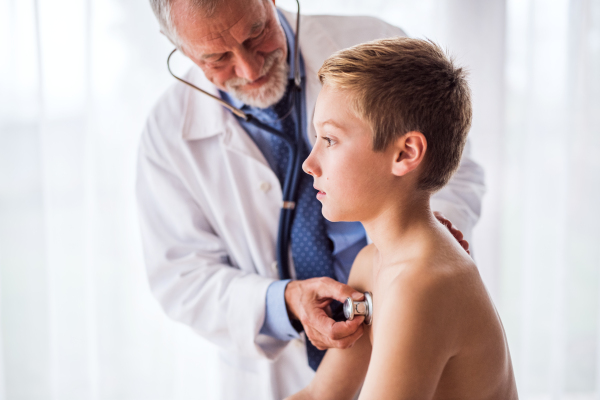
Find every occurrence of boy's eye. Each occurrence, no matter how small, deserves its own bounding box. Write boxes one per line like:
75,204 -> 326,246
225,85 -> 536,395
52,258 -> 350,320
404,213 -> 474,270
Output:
322,136 -> 334,147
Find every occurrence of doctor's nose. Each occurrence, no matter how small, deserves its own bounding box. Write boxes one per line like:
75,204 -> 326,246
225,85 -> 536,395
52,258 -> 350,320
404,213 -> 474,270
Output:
234,50 -> 264,82
302,152 -> 321,177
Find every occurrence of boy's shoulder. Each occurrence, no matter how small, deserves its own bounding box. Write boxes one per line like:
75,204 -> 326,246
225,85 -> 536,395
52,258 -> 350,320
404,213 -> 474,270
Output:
388,249 -> 480,308
347,243 -> 377,293
351,241 -> 480,301
378,249 -> 489,346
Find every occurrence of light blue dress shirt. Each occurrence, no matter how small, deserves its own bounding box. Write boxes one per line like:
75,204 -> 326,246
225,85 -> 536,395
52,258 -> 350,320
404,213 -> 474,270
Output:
220,10 -> 367,341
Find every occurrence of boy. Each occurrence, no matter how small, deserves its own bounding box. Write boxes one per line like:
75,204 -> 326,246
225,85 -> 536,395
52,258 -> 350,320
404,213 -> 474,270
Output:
288,38 -> 517,399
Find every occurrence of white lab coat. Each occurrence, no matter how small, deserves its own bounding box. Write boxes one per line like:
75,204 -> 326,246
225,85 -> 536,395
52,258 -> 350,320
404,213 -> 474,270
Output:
136,9 -> 485,400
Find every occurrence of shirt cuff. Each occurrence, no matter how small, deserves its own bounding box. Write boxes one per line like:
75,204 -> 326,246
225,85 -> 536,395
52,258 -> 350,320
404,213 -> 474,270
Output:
259,279 -> 301,341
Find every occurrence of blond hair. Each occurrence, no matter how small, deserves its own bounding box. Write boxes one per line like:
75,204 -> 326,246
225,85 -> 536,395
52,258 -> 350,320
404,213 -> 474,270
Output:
318,37 -> 472,192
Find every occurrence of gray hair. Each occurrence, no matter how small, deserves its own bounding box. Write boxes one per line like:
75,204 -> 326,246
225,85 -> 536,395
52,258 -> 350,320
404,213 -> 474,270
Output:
149,0 -> 221,48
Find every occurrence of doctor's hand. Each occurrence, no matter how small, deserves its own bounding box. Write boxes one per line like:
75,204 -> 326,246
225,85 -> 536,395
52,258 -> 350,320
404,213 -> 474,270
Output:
434,211 -> 470,255
285,277 -> 365,350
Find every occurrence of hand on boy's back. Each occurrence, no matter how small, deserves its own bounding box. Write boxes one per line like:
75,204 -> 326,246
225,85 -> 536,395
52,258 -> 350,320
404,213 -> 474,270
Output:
434,212 -> 470,255
285,278 -> 366,350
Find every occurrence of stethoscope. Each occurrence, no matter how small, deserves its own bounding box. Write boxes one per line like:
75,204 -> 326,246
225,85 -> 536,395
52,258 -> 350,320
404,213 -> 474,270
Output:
344,292 -> 373,325
165,0 -> 374,323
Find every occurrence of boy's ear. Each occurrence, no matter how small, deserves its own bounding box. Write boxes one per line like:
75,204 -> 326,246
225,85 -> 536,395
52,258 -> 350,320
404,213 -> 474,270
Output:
390,131 -> 427,177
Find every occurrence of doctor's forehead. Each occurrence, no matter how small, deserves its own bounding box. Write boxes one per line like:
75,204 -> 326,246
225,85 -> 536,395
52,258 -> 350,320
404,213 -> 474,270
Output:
172,0 -> 269,50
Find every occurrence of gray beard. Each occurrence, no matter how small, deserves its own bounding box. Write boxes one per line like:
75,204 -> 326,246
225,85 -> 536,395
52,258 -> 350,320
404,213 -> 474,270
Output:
224,49 -> 290,109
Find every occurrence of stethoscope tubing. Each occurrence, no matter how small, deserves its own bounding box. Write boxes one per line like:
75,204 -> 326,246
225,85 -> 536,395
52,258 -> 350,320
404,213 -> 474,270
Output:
274,88 -> 305,280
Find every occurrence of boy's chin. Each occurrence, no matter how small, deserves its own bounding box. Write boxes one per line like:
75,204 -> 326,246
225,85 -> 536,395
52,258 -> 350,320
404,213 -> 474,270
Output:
321,207 -> 354,223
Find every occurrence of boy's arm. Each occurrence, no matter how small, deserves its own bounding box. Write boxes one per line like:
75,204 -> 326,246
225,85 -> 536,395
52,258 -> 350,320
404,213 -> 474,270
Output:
287,326 -> 371,400
286,245 -> 376,400
359,268 -> 460,399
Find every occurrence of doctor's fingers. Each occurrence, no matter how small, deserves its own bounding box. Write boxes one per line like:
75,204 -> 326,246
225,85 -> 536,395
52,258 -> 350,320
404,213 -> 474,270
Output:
330,316 -> 365,340
314,277 -> 364,303
459,239 -> 471,255
318,320 -> 365,350
313,310 -> 364,340
307,309 -> 361,344
333,324 -> 365,349
434,212 -> 467,242
434,213 -> 455,232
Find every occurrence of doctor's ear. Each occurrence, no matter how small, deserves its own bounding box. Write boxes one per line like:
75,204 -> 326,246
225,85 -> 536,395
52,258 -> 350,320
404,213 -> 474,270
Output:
390,131 -> 427,177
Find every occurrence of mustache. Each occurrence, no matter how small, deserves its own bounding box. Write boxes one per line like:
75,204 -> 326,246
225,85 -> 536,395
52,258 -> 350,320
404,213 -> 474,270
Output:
225,49 -> 285,89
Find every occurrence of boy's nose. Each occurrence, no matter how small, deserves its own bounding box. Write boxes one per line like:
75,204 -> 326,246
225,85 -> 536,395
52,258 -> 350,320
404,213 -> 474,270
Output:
302,152 -> 321,177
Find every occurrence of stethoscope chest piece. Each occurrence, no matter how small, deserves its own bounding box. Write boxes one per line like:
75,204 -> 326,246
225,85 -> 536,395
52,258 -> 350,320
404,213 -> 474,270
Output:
344,291 -> 373,325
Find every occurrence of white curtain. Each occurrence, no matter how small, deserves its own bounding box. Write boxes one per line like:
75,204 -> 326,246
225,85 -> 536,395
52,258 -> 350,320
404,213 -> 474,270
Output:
500,0 -> 600,397
0,0 -> 219,398
0,0 -> 598,398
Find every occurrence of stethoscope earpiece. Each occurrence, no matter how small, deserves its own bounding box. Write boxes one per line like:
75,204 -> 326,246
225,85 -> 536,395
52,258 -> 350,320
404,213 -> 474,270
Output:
344,291 -> 373,325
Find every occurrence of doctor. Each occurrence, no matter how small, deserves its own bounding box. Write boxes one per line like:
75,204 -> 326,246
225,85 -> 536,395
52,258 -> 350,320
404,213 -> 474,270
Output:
138,0 -> 485,398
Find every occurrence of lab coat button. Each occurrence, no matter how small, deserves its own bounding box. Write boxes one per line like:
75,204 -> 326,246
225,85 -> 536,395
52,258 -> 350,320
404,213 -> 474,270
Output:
260,182 -> 271,192
271,261 -> 278,273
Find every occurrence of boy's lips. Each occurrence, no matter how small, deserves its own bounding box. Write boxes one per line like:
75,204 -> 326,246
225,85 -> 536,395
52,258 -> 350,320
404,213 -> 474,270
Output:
314,186 -> 326,200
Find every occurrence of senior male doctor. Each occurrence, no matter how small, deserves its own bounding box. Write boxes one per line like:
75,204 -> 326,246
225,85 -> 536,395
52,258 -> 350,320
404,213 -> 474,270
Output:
137,0 -> 485,398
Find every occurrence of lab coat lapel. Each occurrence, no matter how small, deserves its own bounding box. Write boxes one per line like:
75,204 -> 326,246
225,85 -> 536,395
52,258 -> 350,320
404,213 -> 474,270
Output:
221,118 -> 271,170
181,66 -> 272,169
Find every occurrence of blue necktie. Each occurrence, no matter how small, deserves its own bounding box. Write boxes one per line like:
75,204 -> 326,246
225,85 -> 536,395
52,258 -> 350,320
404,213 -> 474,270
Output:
271,83 -> 337,371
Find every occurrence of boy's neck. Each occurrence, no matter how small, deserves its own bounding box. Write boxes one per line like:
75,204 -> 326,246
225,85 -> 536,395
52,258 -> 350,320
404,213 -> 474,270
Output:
362,191 -> 437,267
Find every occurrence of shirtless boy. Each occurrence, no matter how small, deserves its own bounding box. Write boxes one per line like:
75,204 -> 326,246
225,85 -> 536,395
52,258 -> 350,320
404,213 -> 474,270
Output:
288,38 -> 518,399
